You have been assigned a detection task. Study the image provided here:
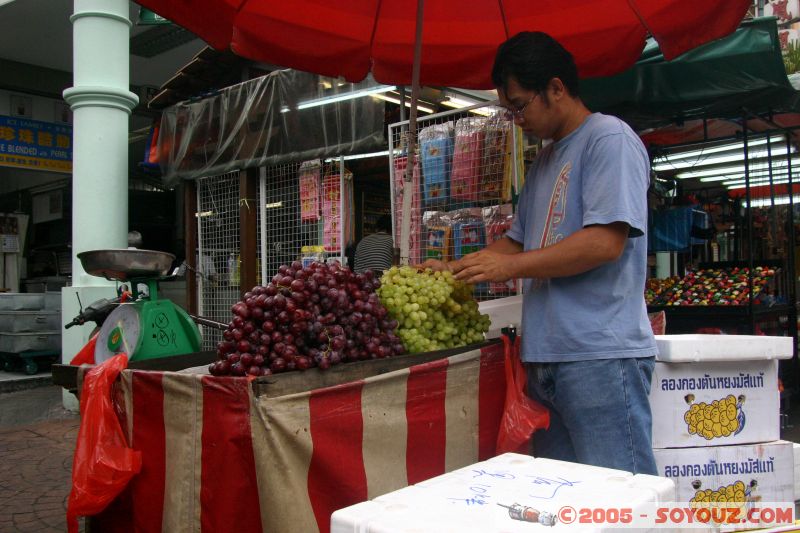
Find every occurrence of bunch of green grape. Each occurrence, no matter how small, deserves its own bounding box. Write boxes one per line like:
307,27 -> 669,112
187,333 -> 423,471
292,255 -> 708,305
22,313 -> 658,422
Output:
377,266 -> 491,353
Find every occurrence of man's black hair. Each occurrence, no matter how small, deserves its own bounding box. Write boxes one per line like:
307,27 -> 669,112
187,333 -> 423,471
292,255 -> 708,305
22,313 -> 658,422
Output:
376,214 -> 392,233
491,32 -> 580,97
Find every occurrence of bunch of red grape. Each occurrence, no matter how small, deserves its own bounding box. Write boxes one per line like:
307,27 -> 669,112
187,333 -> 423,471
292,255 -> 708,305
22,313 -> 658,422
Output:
209,261 -> 405,376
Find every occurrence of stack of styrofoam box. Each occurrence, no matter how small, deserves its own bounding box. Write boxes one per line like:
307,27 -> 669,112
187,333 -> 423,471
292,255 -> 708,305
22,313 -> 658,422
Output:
332,452 -> 680,533
649,335 -> 795,516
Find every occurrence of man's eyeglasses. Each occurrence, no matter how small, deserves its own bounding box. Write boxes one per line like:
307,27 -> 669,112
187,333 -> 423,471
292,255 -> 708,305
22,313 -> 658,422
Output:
503,94 -> 538,121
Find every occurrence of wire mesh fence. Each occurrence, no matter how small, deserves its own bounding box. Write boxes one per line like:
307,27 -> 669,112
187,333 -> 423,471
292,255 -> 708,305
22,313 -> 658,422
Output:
196,171 -> 241,350
388,103 -> 528,300
259,161 -> 326,281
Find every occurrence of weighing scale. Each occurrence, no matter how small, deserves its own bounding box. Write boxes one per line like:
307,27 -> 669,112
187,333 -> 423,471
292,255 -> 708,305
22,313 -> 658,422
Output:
78,249 -> 202,364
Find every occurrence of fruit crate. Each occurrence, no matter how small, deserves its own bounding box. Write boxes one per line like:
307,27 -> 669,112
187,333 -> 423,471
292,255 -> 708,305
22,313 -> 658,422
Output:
645,263 -> 784,308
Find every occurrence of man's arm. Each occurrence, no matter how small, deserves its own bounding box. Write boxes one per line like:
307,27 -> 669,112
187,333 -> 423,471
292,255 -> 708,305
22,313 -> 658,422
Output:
420,236 -> 522,271
451,222 -> 629,283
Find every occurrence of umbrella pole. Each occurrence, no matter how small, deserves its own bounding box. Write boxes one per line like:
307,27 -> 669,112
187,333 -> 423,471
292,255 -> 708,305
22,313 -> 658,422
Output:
400,0 -> 425,265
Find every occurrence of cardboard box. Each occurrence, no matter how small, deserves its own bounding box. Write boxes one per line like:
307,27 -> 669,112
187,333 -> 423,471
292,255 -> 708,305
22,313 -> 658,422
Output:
332,453 -> 677,533
653,441 -> 794,505
649,335 -> 791,448
650,359 -> 779,448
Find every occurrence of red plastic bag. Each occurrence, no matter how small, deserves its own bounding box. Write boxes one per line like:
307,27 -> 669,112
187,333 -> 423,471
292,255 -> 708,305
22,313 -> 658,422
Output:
70,333 -> 98,366
496,334 -> 550,454
67,354 -> 141,533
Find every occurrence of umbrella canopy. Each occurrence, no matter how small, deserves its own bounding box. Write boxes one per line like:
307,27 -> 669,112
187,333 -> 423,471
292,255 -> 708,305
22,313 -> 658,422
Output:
136,0 -> 751,89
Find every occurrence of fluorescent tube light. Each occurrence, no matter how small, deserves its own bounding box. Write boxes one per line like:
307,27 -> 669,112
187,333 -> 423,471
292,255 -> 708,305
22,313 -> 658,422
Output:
281,85 -> 396,113
653,135 -> 787,165
441,95 -> 495,116
676,157 -> 800,179
324,149 -> 402,163
743,195 -> 800,208
652,146 -> 790,171
372,94 -> 435,113
725,177 -> 792,188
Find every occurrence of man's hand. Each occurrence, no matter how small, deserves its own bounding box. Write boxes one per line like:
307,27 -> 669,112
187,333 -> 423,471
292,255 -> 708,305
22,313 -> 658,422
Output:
419,259 -> 451,272
451,249 -> 515,284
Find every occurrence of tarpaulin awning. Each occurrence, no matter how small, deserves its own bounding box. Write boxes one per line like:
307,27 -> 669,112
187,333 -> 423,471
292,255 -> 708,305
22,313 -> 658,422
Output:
582,17 -> 800,131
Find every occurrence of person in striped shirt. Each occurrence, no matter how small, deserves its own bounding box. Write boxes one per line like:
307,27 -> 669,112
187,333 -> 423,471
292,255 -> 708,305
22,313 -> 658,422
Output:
354,214 -> 394,274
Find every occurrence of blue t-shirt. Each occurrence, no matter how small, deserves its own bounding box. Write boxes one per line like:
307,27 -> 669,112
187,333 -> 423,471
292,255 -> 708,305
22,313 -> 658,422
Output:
506,113 -> 657,363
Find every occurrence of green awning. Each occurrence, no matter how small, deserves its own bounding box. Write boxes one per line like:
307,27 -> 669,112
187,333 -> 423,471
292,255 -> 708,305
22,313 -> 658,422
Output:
582,17 -> 800,131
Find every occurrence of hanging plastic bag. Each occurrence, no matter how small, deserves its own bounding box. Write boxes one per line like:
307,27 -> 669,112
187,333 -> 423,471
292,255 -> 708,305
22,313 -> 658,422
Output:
69,333 -> 98,366
496,334 -> 550,454
67,354 -> 141,533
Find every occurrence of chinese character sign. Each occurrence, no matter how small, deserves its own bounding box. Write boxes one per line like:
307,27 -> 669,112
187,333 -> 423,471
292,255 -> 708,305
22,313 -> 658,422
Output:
0,115 -> 72,173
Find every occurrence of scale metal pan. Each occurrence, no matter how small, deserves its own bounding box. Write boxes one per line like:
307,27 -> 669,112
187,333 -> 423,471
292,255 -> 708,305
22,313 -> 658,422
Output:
78,249 -> 175,282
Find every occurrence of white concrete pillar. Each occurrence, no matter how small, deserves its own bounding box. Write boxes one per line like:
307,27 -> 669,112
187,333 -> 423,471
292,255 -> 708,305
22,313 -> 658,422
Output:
61,0 -> 138,409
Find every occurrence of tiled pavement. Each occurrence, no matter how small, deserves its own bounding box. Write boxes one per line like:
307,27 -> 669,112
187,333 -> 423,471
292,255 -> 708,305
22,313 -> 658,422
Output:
0,385 -> 81,533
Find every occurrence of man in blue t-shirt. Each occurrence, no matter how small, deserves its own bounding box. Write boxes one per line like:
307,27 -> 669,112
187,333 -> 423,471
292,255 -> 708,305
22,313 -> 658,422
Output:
424,32 -> 658,475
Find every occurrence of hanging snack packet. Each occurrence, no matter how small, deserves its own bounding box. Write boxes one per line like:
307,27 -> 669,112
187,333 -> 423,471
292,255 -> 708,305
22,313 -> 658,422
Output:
482,114 -> 509,202
484,204 -> 518,294
451,117 -> 486,203
419,122 -> 454,206
423,211 -> 451,262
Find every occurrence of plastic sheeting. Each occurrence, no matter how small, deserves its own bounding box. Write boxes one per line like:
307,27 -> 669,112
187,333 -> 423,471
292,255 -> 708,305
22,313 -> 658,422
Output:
157,70 -> 385,187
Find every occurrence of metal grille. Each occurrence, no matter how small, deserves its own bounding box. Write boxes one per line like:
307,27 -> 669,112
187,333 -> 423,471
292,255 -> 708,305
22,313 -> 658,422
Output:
196,172 -> 241,350
259,161 -> 320,281
388,103 -> 526,300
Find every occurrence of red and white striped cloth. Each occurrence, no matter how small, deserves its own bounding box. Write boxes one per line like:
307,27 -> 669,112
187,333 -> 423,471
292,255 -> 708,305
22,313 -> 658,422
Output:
91,342 -> 505,533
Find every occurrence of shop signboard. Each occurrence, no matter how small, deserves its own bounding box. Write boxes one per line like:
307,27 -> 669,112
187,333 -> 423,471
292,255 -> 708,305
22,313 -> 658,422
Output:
0,115 -> 72,173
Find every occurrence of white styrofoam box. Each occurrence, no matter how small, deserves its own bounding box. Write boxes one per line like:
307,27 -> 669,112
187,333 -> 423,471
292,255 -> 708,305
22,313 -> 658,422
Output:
654,335 -> 793,363
332,453 -> 677,533
649,359 -> 779,448
478,294 -> 522,339
793,442 -> 800,501
654,441 -> 794,505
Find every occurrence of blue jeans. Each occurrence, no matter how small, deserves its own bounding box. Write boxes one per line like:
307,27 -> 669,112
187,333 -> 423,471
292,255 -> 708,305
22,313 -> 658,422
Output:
526,357 -> 658,475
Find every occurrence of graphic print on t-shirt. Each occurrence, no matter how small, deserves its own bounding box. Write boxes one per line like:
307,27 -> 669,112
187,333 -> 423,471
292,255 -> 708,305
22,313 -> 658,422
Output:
540,162 -> 571,248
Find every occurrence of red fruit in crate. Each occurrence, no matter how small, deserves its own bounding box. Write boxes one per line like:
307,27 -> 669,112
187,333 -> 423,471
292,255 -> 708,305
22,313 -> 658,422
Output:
240,353 -> 254,367
237,340 -> 251,353
232,303 -> 250,319
253,354 -> 265,367
231,362 -> 246,376
226,353 -> 240,364
295,356 -> 313,370
270,358 -> 287,373
260,367 -> 272,376
217,360 -> 231,375
262,320 -> 275,333
247,366 -> 261,376
243,321 -> 255,334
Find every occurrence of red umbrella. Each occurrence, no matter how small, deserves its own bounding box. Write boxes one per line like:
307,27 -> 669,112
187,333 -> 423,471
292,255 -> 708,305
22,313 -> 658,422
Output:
136,0 -> 751,262
137,0 -> 750,88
